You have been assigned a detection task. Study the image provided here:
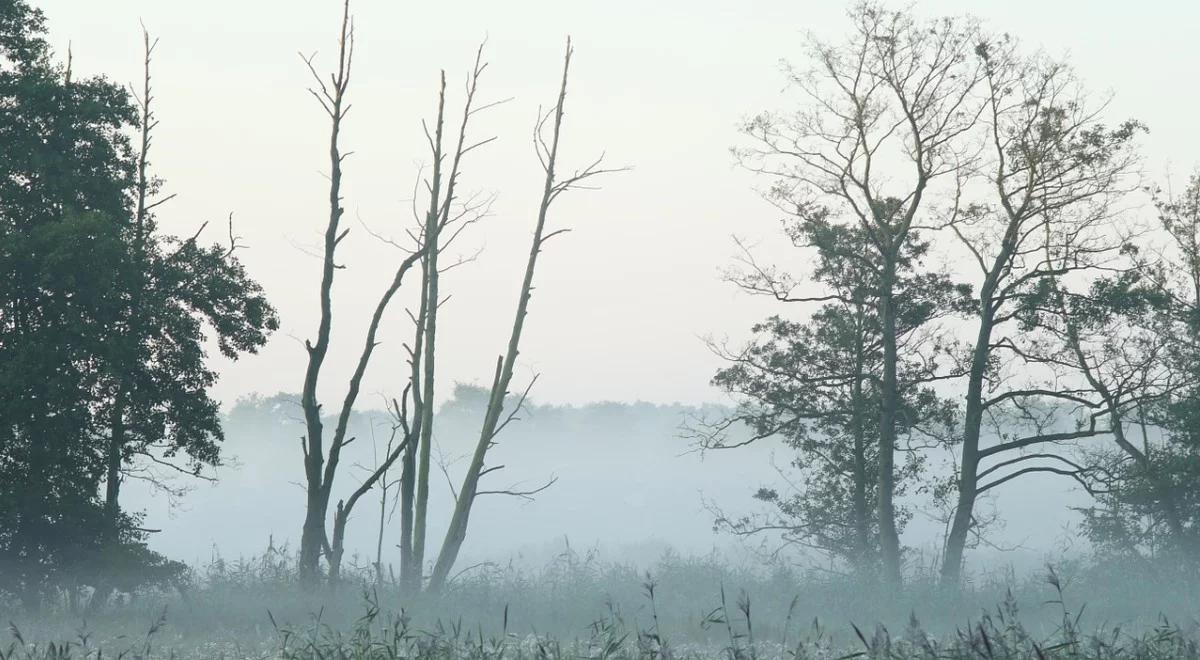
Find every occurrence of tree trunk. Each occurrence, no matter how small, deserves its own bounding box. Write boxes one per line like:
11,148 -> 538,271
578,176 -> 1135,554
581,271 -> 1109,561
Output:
398,441 -> 417,589
298,466 -> 329,585
398,251 -> 429,591
297,0 -> 352,589
427,42 -> 591,591
849,306 -> 871,575
876,262 -> 903,589
328,500 -> 347,586
375,478 -> 387,584
941,311 -> 993,586
103,392 -> 125,536
411,209 -> 441,583
410,75 -> 447,584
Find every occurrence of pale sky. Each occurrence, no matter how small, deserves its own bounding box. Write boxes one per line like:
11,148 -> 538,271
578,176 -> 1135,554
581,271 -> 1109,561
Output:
36,0 -> 1200,408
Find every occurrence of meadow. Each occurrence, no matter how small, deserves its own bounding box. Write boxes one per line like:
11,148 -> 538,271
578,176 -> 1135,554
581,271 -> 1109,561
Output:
4,544 -> 1199,659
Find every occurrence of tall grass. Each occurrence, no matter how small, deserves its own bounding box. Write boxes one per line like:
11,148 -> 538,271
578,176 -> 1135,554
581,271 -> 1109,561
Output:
2,543 -> 1198,658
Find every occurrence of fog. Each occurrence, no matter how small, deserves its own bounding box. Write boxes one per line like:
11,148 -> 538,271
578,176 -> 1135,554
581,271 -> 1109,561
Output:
121,388 -> 1086,575
33,0 -> 1192,575
5,0 -> 1200,657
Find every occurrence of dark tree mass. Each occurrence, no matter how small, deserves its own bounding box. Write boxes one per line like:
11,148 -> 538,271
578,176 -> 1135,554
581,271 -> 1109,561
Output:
2,0 -> 1200,657
0,0 -> 277,604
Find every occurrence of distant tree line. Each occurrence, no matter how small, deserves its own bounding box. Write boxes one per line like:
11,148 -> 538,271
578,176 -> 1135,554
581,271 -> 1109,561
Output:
705,2 -> 1200,590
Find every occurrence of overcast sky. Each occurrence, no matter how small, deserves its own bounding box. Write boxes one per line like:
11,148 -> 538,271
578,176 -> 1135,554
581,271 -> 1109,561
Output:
36,0 -> 1200,408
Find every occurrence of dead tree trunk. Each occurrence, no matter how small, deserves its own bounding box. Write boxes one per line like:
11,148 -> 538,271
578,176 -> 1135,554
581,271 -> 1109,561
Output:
296,0 -> 426,588
427,40 -> 618,592
297,0 -> 353,586
104,27 -> 158,537
403,50 -> 497,590
410,74 -> 447,585
328,415 -> 413,584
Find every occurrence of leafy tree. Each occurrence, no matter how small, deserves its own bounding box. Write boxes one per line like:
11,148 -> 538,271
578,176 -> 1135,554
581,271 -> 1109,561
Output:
705,217 -> 960,577
0,0 -> 277,603
0,0 -> 136,603
1075,176 -> 1200,562
731,3 -> 984,586
937,35 -> 1143,586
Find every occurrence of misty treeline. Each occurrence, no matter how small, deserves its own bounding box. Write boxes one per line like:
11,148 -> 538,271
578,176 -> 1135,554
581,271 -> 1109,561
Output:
3,0 -> 1200,618
0,0 -> 618,606
699,4 -> 1200,590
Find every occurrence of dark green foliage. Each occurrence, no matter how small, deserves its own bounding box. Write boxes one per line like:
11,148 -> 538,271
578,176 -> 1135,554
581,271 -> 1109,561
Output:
1074,176 -> 1200,563
710,217 -> 960,574
0,0 -> 277,602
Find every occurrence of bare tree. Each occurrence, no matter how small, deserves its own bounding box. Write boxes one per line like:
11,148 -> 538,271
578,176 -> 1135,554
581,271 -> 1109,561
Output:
407,50 -> 499,589
292,11 -> 612,590
296,0 -> 425,586
103,25 -> 159,536
426,39 -> 621,592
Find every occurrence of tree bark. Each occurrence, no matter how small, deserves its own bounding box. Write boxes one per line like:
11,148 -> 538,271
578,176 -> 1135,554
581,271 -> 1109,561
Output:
298,0 -> 353,587
427,40 -> 607,591
876,261 -> 903,589
411,74 -> 446,583
941,310 -> 994,585
849,304 -> 871,575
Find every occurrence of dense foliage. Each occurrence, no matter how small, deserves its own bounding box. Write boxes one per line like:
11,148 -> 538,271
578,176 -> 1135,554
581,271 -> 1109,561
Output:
0,0 -> 277,604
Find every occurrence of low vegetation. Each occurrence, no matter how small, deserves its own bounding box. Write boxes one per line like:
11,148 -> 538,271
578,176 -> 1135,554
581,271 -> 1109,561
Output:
3,548 -> 1199,659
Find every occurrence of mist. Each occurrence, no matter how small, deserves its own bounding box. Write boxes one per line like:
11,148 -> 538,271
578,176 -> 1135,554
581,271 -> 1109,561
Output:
3,0 -> 1200,658
124,389 -> 1085,573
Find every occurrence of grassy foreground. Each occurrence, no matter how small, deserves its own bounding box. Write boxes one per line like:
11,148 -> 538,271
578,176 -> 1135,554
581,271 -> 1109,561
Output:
3,546 -> 1199,658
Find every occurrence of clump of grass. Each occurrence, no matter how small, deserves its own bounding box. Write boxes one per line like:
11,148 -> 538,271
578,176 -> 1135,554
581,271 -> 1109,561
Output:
1,607 -> 168,660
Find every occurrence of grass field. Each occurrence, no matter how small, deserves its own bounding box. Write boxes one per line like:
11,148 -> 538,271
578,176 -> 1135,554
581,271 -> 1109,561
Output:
3,546 -> 1199,658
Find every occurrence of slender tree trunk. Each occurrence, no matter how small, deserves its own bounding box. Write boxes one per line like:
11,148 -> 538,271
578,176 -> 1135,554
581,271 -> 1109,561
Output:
103,28 -> 155,542
942,310 -> 994,586
411,211 -> 441,583
327,430 -> 412,586
328,500 -> 348,586
104,392 -> 125,536
297,0 -> 352,588
410,75 -> 447,584
427,42 -> 590,592
375,478 -> 388,584
850,307 -> 871,575
398,441 -> 417,588
876,261 -> 903,589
